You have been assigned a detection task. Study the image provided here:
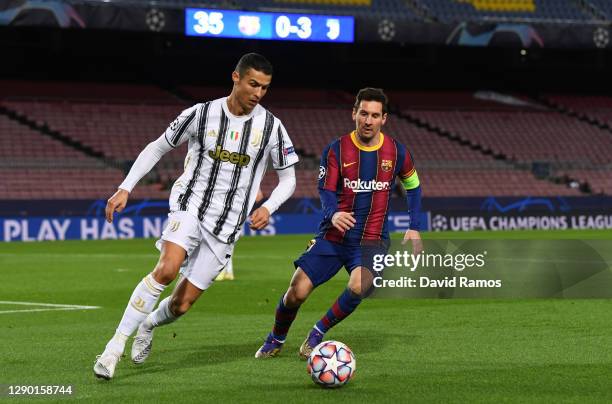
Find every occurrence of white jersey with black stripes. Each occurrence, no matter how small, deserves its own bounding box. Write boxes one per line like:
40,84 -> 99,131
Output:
162,97 -> 298,243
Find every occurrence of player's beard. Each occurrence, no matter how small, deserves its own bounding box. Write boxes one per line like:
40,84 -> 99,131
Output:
357,127 -> 378,145
242,96 -> 258,114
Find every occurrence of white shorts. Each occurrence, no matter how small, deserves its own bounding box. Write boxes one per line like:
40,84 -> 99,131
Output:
155,211 -> 234,290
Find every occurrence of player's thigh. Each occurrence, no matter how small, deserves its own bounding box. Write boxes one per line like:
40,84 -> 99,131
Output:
294,238 -> 344,288
155,211 -> 201,260
151,241 -> 189,284
344,242 -> 386,296
287,268 -> 314,301
153,211 -> 201,282
159,240 -> 187,267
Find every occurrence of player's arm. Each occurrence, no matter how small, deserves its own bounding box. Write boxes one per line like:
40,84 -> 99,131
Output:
105,134 -> 172,222
250,122 -> 299,230
255,189 -> 264,204
105,106 -> 197,223
250,167 -> 296,230
318,142 -> 355,232
398,147 -> 423,252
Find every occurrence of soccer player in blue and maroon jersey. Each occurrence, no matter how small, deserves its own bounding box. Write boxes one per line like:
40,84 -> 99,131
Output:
255,88 -> 422,359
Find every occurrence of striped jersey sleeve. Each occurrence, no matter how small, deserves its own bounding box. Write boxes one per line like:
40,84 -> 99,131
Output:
318,140 -> 340,192
270,122 -> 299,170
397,142 -> 420,190
163,105 -> 198,148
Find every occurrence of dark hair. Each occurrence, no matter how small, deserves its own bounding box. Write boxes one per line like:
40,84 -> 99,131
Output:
354,87 -> 388,114
235,53 -> 273,77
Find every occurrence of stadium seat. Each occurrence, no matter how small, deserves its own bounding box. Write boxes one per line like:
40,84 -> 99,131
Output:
1,84 -> 605,198
419,0 -> 591,22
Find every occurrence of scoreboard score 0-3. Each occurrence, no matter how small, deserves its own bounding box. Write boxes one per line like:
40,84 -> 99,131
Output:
185,8 -> 355,43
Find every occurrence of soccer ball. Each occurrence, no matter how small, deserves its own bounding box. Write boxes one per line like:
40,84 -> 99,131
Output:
307,340 -> 356,388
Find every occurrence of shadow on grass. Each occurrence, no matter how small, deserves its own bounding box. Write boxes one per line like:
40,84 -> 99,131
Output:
117,329 -> 417,380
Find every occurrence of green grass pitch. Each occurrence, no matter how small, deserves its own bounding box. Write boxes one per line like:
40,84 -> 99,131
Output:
1,230 -> 612,403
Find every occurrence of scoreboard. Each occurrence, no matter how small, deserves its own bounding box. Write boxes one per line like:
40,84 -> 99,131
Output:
185,8 -> 355,43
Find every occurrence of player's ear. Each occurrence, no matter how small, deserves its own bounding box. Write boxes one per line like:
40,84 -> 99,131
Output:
231,71 -> 240,84
352,108 -> 357,121
381,113 -> 387,125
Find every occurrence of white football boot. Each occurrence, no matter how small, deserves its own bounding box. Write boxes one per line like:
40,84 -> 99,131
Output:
93,351 -> 121,380
131,323 -> 154,364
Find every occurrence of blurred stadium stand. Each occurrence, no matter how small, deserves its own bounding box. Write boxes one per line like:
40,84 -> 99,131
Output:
2,81 -> 608,199
585,0 -> 612,19
105,0 -> 419,18
128,0 -> 604,22
544,94 -> 612,126
418,0 -> 593,22
73,0 -> 606,22
405,109 -> 610,165
395,90 -> 612,195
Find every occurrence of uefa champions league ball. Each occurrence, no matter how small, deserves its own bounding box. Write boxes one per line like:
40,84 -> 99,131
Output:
307,340 -> 356,388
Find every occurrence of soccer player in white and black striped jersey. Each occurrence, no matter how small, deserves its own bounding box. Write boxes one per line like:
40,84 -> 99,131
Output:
93,53 -> 298,380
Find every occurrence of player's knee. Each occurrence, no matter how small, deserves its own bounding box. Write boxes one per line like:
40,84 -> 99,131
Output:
153,259 -> 181,285
286,269 -> 313,307
285,287 -> 308,307
169,295 -> 192,316
348,285 -> 363,297
348,279 -> 363,297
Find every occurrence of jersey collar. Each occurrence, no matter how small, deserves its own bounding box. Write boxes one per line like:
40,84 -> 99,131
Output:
222,97 -> 259,121
350,131 -> 385,151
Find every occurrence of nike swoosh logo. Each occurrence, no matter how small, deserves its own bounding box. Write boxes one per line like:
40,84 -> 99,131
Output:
343,162 -> 357,168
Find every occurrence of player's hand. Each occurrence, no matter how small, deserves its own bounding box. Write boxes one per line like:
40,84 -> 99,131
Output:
402,229 -> 423,255
249,206 -> 270,230
105,189 -> 129,223
331,211 -> 356,232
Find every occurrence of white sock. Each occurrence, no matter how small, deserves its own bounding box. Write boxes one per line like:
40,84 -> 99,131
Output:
145,296 -> 178,329
115,274 -> 166,340
104,331 -> 128,355
225,259 -> 233,276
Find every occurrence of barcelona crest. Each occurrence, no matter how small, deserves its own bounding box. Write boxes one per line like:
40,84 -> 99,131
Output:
381,159 -> 393,172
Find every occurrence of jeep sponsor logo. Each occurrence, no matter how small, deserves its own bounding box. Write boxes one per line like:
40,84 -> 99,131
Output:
343,178 -> 391,193
209,145 -> 250,167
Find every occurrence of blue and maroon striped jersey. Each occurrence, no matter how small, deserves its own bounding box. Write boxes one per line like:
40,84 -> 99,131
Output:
317,131 -> 420,245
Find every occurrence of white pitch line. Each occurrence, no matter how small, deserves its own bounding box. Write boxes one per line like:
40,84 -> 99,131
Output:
0,300 -> 100,309
0,301 -> 101,314
0,307 -> 99,314
0,253 -> 156,258
0,253 -> 287,259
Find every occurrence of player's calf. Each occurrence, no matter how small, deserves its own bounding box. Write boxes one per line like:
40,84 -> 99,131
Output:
93,271 -> 168,379
169,298 -> 192,316
169,287 -> 200,316
255,292 -> 301,358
